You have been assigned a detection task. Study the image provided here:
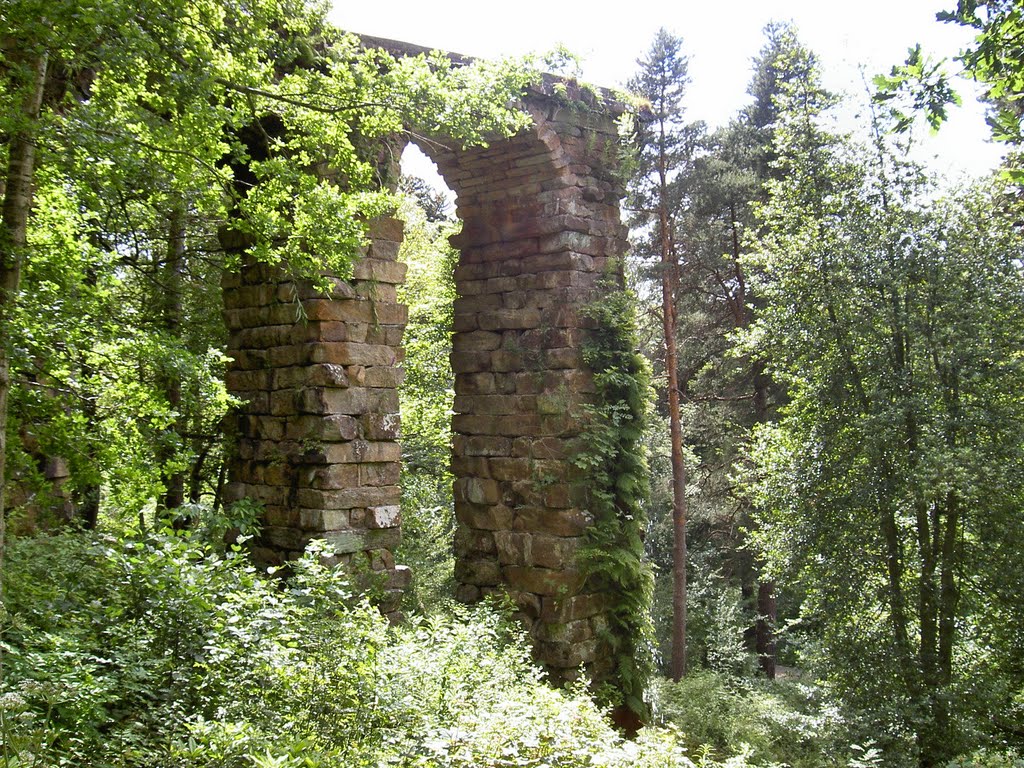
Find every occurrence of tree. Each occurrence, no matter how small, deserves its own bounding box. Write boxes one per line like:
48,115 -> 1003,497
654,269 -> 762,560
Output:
676,23 -> 831,678
634,23 -> 828,679
627,28 -> 698,680
1,0 -> 536,584
747,65 -> 1024,764
941,0 -> 1024,144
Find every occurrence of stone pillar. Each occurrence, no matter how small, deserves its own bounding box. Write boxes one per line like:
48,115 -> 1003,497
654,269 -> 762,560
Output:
431,87 -> 631,683
221,217 -> 410,620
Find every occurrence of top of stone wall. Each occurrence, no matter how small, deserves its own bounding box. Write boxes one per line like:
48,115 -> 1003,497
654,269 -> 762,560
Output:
352,33 -> 631,118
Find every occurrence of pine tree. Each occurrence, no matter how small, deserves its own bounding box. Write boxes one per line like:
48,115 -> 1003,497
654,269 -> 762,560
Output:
627,28 -> 695,680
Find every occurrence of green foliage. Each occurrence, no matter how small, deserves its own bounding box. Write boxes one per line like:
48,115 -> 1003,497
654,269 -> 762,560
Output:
395,192 -> 458,611
745,63 -> 1024,761
940,1 -> 1024,146
1,526 -> 752,768
873,45 -> 961,133
651,671 -> 847,768
1,0 -> 539,528
574,272 -> 655,716
946,749 -> 1024,768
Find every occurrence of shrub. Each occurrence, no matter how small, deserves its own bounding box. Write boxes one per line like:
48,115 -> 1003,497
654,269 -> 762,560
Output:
0,526 -> 755,768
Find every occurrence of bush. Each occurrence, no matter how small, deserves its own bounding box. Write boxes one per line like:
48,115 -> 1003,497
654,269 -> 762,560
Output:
650,670 -> 851,768
947,750 -> 1024,768
0,526 -> 758,768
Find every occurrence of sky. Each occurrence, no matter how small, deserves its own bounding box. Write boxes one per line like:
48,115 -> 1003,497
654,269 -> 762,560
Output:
330,0 -> 1005,182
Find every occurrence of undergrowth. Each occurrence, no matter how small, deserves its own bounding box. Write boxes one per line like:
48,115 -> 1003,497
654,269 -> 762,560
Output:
0,523 -> 702,767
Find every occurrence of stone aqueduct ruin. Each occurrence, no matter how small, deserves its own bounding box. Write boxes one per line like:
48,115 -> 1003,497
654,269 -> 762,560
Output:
221,38 -> 634,684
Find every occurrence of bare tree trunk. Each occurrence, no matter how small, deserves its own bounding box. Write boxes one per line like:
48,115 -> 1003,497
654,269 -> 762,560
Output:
0,50 -> 49,599
159,203 -> 186,521
657,133 -> 688,682
751,361 -> 776,678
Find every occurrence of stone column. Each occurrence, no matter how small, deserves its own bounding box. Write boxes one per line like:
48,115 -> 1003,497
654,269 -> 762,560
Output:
221,217 -> 410,620
432,88 -> 631,683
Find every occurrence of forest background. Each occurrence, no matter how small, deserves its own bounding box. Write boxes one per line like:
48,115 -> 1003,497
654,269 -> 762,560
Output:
1,1 -> 1023,767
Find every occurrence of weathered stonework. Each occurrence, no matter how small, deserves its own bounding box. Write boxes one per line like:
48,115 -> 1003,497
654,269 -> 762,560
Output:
425,84 -> 630,685
222,41 -> 632,679
221,217 -> 411,621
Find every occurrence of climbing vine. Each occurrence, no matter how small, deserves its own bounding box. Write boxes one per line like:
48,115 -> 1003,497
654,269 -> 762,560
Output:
573,269 -> 655,718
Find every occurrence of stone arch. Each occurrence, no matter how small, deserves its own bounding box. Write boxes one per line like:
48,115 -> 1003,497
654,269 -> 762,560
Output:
221,50 -> 633,685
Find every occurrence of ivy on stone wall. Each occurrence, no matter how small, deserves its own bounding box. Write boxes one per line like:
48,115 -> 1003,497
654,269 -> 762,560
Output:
574,270 -> 655,718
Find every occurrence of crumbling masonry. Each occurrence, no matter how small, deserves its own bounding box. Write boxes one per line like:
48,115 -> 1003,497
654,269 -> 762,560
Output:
221,44 -> 632,684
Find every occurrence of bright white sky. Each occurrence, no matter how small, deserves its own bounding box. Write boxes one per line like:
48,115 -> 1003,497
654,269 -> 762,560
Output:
330,0 -> 1004,182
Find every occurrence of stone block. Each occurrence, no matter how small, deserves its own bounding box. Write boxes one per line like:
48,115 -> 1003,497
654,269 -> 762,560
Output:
359,462 -> 401,487
222,283 -> 276,310
535,637 -> 600,670
308,463 -> 361,490
263,507 -> 303,528
293,320 -> 349,344
544,348 -> 579,369
487,458 -> 533,482
360,412 -> 401,440
542,483 -> 576,509
367,216 -> 404,243
272,363 -> 350,389
366,548 -> 395,571
511,437 -> 567,460
453,394 -> 535,416
454,527 -> 496,557
323,440 -> 401,464
488,349 -> 528,373
534,617 -> 595,645
478,309 -> 542,331
368,505 -> 401,529
494,530 -> 531,565
318,387 -> 398,416
450,350 -> 492,374
319,530 -> 367,554
363,367 -> 405,388
286,414 -> 360,442
453,295 -> 501,315
455,372 -> 496,395
452,313 -> 479,332
226,369 -> 272,392
388,565 -> 413,590
449,455 -> 492,478
298,508 -> 351,531
355,282 -> 399,302
367,239 -> 401,261
452,330 -> 503,352
262,525 -> 313,552
512,507 -> 592,537
502,565 -> 584,596
296,485 -> 400,510
530,534 -> 580,569
454,477 -> 501,505
451,413 -> 499,436
332,527 -> 400,554
455,558 -> 502,586
539,593 -> 610,623
454,501 -> 513,531
352,258 -> 407,284
311,342 -> 400,368
494,413 -> 541,436
506,589 -> 542,619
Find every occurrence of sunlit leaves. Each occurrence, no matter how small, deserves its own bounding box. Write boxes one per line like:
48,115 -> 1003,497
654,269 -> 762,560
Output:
873,45 -> 962,133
